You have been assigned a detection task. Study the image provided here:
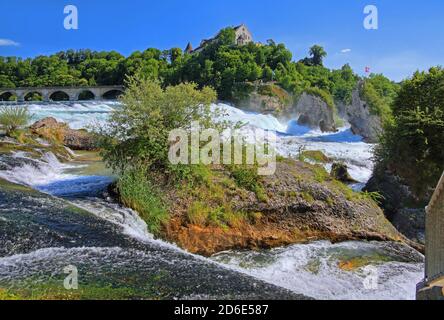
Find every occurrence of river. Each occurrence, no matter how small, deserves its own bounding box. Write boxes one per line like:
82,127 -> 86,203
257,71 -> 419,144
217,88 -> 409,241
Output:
0,101 -> 424,300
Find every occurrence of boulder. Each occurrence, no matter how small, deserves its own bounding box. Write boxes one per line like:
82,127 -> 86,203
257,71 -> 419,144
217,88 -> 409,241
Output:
30,117 -> 97,151
330,162 -> 358,183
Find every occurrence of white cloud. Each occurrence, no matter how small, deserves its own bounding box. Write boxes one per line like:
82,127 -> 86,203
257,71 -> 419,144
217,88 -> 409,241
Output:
340,48 -> 351,54
0,39 -> 19,47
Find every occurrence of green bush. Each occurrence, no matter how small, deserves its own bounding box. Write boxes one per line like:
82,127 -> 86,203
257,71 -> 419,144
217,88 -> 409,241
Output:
230,165 -> 267,201
359,81 -> 392,123
99,75 -> 219,179
0,106 -> 31,136
304,87 -> 335,110
117,167 -> 168,234
375,67 -> 444,198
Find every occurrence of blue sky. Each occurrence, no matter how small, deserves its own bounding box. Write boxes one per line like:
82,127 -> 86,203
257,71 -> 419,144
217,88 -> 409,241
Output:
1,0 -> 443,81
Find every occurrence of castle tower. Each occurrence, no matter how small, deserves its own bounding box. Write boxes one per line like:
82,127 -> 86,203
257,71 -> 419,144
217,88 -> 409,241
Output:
185,42 -> 193,54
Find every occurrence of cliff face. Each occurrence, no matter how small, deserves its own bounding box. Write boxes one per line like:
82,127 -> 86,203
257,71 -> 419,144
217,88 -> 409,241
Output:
340,85 -> 383,143
291,93 -> 336,132
235,83 -> 292,114
236,85 -> 337,133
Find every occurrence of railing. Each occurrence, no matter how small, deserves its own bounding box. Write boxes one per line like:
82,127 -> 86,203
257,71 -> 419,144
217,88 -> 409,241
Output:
425,171 -> 444,283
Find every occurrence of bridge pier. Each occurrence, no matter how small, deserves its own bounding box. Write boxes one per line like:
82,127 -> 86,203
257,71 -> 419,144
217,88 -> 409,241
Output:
41,89 -> 50,102
16,90 -> 25,103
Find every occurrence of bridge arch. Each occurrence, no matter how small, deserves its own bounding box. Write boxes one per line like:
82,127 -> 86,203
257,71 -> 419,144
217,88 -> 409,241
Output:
102,89 -> 123,100
77,90 -> 95,101
49,91 -> 70,101
0,91 -> 16,101
24,91 -> 43,102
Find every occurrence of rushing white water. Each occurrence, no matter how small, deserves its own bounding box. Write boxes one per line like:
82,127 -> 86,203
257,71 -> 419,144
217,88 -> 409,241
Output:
211,241 -> 424,300
23,101 -> 374,183
27,101 -> 120,130
0,101 -> 422,300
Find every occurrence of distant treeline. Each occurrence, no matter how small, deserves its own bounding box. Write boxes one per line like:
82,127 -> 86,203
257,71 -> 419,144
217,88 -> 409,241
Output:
0,27 -> 397,106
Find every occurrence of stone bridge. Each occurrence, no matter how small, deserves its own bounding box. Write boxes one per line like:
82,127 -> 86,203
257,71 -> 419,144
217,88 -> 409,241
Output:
417,171 -> 444,300
0,86 -> 124,102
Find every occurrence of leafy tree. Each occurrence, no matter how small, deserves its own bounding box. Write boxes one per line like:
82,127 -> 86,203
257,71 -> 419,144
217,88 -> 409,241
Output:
99,75 -> 218,177
307,45 -> 327,66
375,67 -> 444,198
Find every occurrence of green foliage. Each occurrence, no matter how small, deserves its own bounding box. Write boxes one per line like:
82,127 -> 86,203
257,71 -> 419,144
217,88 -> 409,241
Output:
304,87 -> 335,110
0,106 -> 31,136
299,150 -> 330,163
375,67 -> 444,198
307,45 -> 327,66
117,167 -> 168,234
360,191 -> 385,204
360,80 -> 393,123
99,75 -> 218,178
230,165 -> 267,202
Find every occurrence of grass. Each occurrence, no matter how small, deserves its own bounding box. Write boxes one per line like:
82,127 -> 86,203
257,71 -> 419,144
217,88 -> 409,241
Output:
117,168 -> 169,234
312,165 -> 330,183
230,165 -> 267,202
258,84 -> 292,107
0,106 -> 32,136
299,150 -> 330,163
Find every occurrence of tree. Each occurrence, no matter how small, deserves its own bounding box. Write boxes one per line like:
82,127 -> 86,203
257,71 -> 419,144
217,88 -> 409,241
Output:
308,45 -> 327,66
99,75 -> 218,175
375,67 -> 444,198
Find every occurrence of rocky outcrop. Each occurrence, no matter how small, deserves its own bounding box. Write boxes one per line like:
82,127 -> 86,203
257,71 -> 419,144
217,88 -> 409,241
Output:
30,117 -> 97,151
161,160 -> 418,256
289,93 -> 336,132
341,84 -> 383,143
236,84 -> 292,114
365,170 -> 426,244
330,162 -> 358,183
239,91 -> 288,113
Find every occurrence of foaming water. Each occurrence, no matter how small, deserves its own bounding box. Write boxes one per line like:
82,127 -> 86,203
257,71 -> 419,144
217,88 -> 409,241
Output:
21,101 -> 372,182
0,152 -> 75,187
27,101 -> 120,130
0,101 -> 423,300
214,103 -> 288,133
212,241 -> 424,300
213,103 -> 374,183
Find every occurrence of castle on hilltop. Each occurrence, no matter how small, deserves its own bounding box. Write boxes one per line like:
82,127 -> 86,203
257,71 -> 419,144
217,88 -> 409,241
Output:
185,24 -> 253,54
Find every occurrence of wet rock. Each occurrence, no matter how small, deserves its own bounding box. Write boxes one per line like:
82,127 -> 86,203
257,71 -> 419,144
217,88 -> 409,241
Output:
30,117 -> 97,151
330,162 -> 358,183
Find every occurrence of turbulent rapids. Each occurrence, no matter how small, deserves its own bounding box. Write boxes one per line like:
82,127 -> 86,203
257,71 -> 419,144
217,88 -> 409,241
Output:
0,101 -> 424,300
